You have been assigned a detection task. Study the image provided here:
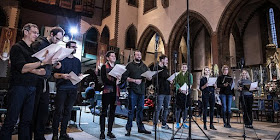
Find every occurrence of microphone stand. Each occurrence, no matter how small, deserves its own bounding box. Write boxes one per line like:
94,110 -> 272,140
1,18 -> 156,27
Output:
154,33 -> 160,140
228,60 -> 261,140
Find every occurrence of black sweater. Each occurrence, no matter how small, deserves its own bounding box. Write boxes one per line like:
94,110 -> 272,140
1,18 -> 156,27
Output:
217,75 -> 234,95
152,65 -> 170,95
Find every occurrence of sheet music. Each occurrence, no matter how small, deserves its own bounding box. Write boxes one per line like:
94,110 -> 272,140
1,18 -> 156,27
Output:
32,44 -> 62,61
108,64 -> 127,78
207,77 -> 217,86
141,70 -> 162,78
167,72 -> 179,81
180,83 -> 189,95
69,71 -> 89,85
249,82 -> 258,91
52,48 -> 74,62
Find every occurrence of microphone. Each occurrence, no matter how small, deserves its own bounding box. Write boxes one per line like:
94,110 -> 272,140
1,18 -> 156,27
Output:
155,33 -> 159,51
174,51 -> 177,64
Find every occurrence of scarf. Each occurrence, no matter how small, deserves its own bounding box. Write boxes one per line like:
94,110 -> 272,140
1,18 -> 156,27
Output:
103,62 -> 120,105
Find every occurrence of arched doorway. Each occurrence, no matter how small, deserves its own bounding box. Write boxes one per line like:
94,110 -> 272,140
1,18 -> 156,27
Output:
100,26 -> 110,46
217,0 -> 280,68
137,24 -> 166,65
125,24 -> 137,49
168,10 -> 213,88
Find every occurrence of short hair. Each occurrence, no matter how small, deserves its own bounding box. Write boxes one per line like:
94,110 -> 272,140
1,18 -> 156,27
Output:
22,23 -> 38,35
134,50 -> 141,55
105,50 -> 115,58
66,41 -> 76,48
50,26 -> 65,36
159,55 -> 167,61
182,63 -> 187,66
222,65 -> 229,71
89,82 -> 95,87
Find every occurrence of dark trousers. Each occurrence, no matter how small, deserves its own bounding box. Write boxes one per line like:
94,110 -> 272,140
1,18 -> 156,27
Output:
125,90 -> 145,131
153,94 -> 171,126
240,95 -> 253,125
52,89 -> 77,136
202,93 -> 215,124
0,86 -> 36,140
100,92 -> 116,133
32,79 -> 49,140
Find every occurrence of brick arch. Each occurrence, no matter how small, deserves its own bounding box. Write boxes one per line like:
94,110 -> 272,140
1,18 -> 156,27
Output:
217,0 -> 280,67
167,10 -> 213,71
85,27 -> 100,40
137,24 -> 165,59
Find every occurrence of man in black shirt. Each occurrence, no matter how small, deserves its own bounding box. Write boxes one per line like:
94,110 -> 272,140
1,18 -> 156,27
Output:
31,27 -> 65,140
0,23 -> 51,140
122,50 -> 152,136
152,55 -> 171,130
52,41 -> 81,140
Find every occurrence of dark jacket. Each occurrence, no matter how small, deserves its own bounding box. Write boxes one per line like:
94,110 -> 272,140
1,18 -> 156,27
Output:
31,36 -> 52,79
121,60 -> 148,94
9,40 -> 39,86
217,74 -> 234,95
199,77 -> 215,94
152,65 -> 170,95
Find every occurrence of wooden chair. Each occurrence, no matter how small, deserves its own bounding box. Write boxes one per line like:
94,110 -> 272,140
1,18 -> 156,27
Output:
252,99 -> 260,121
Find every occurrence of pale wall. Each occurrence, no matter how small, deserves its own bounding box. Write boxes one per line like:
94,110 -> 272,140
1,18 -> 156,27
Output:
193,28 -> 205,70
136,0 -> 230,43
243,14 -> 263,65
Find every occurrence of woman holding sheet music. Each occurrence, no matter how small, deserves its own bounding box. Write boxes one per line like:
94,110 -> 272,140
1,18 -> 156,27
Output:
174,63 -> 193,129
238,70 -> 255,128
99,51 -> 120,139
217,65 -> 234,128
200,66 -> 217,130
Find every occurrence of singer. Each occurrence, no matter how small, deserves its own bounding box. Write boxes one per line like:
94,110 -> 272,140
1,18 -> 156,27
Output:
217,65 -> 234,128
200,66 -> 217,130
152,55 -> 171,130
238,70 -> 255,128
174,63 -> 193,129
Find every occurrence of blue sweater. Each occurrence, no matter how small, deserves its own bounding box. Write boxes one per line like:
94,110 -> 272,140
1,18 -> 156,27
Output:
55,57 -> 81,90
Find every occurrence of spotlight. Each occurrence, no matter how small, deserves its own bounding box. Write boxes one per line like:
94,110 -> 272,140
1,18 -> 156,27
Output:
70,27 -> 78,35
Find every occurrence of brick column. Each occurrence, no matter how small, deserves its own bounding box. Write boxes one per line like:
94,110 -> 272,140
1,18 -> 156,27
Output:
211,32 -> 219,65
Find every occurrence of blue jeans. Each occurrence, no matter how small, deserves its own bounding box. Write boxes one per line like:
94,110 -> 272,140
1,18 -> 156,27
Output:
0,86 -> 36,140
219,94 -> 232,114
153,95 -> 171,126
126,89 -> 145,131
52,89 -> 77,135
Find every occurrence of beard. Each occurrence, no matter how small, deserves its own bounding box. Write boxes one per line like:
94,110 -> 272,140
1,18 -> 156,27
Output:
135,58 -> 141,62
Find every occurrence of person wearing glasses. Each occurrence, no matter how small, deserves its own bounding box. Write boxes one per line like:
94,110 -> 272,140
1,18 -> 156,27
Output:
31,26 -> 65,140
52,41 -> 81,140
0,23 -> 51,140
217,65 -> 234,128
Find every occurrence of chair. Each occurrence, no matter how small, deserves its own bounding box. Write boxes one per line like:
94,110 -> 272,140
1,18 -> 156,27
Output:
92,94 -> 102,122
231,98 -> 241,123
252,98 -> 260,121
81,92 -> 90,110
71,106 -> 82,130
259,99 -> 274,122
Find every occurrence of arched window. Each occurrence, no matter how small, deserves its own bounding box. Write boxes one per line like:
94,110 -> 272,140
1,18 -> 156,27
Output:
125,25 -> 137,49
103,0 -> 111,18
144,0 -> 156,13
84,28 -> 99,55
100,26 -> 110,46
127,0 -> 138,7
269,8 -> 278,47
